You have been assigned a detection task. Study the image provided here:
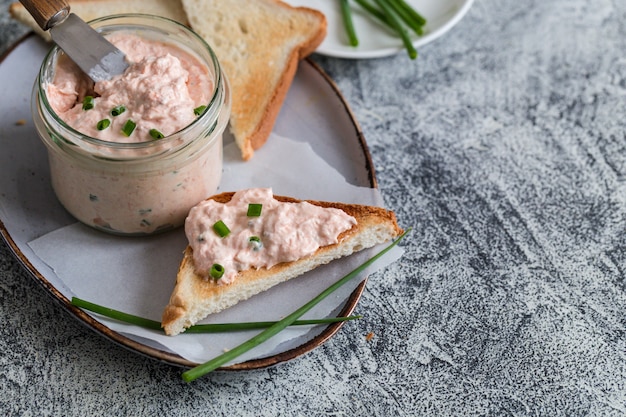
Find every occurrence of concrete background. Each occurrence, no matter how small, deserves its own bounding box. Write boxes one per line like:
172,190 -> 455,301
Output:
1,0 -> 625,415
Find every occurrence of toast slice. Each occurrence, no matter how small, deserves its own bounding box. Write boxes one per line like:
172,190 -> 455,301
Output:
8,0 -> 189,41
180,0 -> 327,160
162,192 -> 403,336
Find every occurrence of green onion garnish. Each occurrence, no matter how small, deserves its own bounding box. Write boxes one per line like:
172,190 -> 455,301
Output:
213,220 -> 230,237
340,0 -> 359,46
247,203 -> 262,217
121,119 -> 136,137
194,105 -> 207,116
182,228 -> 410,382
96,119 -> 110,131
82,95 -> 94,110
149,128 -> 164,140
210,263 -> 225,280
111,105 -> 126,116
249,236 -> 263,250
70,297 -> 362,333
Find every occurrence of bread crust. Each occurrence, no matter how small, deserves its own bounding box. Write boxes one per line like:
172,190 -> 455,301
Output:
161,192 -> 402,335
243,3 -> 327,156
180,0 -> 327,160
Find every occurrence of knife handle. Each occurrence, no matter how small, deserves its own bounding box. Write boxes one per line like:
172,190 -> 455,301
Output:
19,0 -> 70,31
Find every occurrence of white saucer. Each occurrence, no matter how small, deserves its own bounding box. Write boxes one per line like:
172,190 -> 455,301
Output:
285,0 -> 474,59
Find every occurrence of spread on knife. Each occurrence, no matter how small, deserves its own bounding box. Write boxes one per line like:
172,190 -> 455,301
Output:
47,33 -> 212,142
185,188 -> 358,284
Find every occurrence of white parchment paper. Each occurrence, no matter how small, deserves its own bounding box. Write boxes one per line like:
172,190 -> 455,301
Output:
28,133 -> 403,366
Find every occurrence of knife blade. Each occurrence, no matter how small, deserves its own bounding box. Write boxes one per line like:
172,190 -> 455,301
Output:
19,0 -> 129,82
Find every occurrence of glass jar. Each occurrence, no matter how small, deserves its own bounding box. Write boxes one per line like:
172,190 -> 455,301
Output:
31,14 -> 231,236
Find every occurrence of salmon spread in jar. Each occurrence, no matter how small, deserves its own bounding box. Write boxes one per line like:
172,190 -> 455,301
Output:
31,14 -> 231,235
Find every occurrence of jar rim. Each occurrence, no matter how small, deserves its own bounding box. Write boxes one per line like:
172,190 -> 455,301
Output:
37,13 -> 226,151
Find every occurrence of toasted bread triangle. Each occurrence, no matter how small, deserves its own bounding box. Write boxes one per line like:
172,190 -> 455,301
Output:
180,0 -> 327,160
162,192 -> 402,336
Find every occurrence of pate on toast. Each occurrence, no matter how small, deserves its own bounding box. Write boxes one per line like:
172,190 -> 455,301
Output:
162,191 -> 403,336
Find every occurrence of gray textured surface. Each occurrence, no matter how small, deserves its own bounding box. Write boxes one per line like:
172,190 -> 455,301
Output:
1,0 -> 626,415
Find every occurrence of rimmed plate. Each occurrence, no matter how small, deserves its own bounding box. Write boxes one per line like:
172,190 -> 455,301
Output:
0,35 -> 377,369
285,0 -> 474,59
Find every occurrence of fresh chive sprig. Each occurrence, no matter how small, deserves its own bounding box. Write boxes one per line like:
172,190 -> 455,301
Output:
342,0 -> 425,59
182,228 -> 410,382
386,0 -> 423,36
340,0 -> 359,46
391,0 -> 426,26
373,0 -> 418,59
70,297 -> 362,333
352,0 -> 392,28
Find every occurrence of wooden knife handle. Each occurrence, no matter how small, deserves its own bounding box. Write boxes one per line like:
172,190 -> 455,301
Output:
19,0 -> 70,31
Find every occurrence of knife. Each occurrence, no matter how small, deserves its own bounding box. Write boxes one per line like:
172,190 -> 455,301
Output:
19,0 -> 129,82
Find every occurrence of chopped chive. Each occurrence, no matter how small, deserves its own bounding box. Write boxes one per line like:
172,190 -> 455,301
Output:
121,119 -> 136,137
96,118 -> 110,131
194,105 -> 207,116
111,105 -> 126,116
249,236 -> 263,251
213,220 -> 230,237
82,95 -> 94,110
210,263 -> 225,280
182,228 -> 411,382
70,296 -> 362,333
149,128 -> 164,140
340,0 -> 359,46
247,203 -> 262,217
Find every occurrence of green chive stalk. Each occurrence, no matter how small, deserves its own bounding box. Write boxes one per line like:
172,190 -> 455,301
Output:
385,0 -> 424,36
390,0 -> 426,26
352,0 -> 394,29
71,297 -> 361,333
340,0 -> 359,46
182,228 -> 410,382
373,0 -> 418,59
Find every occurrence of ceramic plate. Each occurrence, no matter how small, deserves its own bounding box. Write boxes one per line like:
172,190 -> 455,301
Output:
0,35 -> 377,369
285,0 -> 474,59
